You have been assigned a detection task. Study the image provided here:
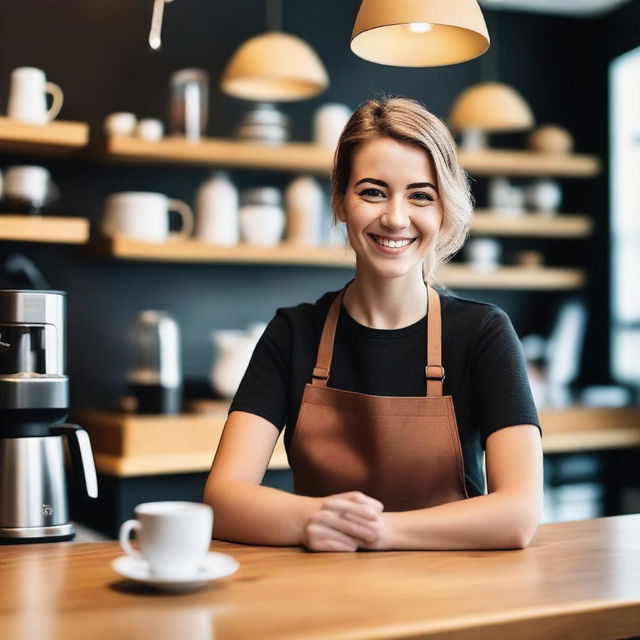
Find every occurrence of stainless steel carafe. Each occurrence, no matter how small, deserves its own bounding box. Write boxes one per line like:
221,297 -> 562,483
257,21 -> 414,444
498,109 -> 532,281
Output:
0,290 -> 98,543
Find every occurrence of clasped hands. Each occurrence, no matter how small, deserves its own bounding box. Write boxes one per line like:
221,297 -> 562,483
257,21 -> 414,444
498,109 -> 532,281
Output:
302,491 -> 388,552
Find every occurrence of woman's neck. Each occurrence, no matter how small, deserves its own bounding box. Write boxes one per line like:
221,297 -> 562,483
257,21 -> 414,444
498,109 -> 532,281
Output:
342,268 -> 429,330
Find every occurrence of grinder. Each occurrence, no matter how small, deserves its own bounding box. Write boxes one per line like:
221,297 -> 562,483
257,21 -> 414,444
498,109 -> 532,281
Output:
0,290 -> 97,543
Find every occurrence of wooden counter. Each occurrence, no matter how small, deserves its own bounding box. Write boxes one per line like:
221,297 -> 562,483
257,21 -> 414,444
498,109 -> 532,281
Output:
1,515 -> 639,640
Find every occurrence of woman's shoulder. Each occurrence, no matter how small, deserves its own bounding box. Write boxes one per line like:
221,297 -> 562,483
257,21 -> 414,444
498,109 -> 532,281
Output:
437,287 -> 511,329
272,287 -> 342,334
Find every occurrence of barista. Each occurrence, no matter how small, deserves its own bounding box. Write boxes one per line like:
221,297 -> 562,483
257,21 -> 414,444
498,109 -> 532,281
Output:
204,97 -> 543,552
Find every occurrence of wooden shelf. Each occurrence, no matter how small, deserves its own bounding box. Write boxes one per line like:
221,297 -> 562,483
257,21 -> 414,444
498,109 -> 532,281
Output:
458,149 -> 600,177
540,407 -> 640,453
438,264 -> 586,290
92,236 -> 584,289
471,210 -> 593,237
0,116 -> 89,154
0,214 -> 89,244
102,135 -> 600,178
76,407 -> 287,477
102,134 -> 334,174
77,404 -> 640,476
92,236 -> 356,267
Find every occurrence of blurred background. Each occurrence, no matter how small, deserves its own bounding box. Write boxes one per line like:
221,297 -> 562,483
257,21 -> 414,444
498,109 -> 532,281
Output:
0,0 -> 638,539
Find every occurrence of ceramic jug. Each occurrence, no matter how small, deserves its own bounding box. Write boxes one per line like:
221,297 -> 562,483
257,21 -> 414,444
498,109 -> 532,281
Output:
210,323 -> 267,398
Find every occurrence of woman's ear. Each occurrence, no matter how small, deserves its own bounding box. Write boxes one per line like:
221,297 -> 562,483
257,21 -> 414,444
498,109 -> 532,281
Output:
335,201 -> 347,224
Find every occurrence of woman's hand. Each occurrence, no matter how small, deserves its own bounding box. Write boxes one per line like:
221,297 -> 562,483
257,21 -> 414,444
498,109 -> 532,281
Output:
302,491 -> 386,552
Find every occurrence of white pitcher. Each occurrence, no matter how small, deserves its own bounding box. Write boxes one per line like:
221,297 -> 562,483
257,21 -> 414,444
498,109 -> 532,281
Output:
210,324 -> 266,398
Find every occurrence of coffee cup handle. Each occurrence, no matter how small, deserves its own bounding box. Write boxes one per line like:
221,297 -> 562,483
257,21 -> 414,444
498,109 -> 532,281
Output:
119,519 -> 143,560
45,82 -> 64,121
167,199 -> 194,241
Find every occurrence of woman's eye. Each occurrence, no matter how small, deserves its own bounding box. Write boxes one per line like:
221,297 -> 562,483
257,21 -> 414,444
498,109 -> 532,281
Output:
359,188 -> 385,198
410,192 -> 435,202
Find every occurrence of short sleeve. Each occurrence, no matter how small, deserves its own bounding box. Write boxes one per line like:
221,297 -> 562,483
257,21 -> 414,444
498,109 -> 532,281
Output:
228,311 -> 291,432
469,307 -> 542,449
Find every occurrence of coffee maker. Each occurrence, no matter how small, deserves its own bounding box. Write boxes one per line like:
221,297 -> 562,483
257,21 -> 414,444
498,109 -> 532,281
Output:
0,290 -> 98,543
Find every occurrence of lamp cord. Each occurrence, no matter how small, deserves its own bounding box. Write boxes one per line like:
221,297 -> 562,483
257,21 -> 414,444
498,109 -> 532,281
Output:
266,0 -> 283,32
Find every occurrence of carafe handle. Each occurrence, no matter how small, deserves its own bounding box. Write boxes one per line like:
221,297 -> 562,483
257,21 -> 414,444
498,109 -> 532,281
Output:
50,423 -> 99,499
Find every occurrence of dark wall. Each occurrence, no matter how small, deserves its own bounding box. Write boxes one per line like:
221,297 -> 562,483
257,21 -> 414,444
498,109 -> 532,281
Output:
0,1 -> 616,409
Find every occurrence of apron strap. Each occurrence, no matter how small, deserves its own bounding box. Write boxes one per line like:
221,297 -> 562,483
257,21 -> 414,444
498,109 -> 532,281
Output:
311,288 -> 343,387
426,284 -> 444,397
311,283 -> 444,397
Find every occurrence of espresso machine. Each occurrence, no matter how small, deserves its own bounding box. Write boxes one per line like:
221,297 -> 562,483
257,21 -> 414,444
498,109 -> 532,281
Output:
0,290 -> 98,543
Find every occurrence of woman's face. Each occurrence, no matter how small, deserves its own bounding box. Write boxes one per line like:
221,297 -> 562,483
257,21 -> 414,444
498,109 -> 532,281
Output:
338,136 -> 444,281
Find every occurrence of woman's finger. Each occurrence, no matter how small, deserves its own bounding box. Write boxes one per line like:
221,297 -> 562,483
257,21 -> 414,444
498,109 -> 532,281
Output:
305,522 -> 359,551
346,491 -> 384,512
321,510 -> 378,542
321,498 -> 378,521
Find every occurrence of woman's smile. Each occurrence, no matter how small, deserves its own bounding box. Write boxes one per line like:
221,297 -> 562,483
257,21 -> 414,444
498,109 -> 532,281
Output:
368,233 -> 420,253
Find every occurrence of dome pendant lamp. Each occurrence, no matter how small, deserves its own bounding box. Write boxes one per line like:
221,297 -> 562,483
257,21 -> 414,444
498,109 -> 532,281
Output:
351,0 -> 490,67
221,0 -> 328,101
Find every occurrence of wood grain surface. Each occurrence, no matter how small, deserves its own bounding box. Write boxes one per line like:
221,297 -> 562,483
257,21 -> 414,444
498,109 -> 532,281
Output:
1,515 -> 639,640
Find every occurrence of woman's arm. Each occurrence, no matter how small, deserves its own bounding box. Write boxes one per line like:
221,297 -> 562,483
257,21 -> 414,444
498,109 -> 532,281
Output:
362,424 -> 544,551
204,411 -> 384,549
203,411 -> 322,546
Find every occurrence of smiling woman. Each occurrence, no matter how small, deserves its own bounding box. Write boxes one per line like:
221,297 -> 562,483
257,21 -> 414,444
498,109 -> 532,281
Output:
204,96 -> 543,553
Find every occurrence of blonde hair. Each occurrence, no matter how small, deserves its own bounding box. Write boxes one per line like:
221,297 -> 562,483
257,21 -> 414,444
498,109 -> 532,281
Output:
330,96 -> 473,283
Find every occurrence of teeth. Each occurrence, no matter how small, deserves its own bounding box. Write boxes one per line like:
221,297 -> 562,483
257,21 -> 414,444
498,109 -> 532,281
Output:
373,235 -> 414,248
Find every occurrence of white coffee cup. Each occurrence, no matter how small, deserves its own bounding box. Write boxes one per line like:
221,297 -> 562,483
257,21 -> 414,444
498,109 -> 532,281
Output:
102,192 -> 194,243
8,67 -> 64,125
466,238 -> 501,272
119,501 -> 213,579
4,166 -> 55,206
104,112 -> 137,137
135,118 -> 164,141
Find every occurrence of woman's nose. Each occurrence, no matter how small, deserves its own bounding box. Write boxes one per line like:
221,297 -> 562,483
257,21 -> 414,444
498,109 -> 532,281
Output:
380,199 -> 410,230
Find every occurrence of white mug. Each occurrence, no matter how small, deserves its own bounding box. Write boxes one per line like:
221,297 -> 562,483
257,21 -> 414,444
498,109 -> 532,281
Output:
466,238 -> 501,272
102,192 -> 194,243
119,501 -> 213,579
4,166 -> 56,206
8,67 -> 64,125
104,112 -> 137,137
135,118 -> 164,141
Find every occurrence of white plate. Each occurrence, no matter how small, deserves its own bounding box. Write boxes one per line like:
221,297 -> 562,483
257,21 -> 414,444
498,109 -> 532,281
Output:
111,552 -> 239,592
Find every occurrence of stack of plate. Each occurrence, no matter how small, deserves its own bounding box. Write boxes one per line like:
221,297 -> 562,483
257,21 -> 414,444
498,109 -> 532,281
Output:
235,103 -> 290,145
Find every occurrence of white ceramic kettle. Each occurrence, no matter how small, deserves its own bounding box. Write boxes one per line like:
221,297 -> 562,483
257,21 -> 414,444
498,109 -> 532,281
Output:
210,323 -> 267,398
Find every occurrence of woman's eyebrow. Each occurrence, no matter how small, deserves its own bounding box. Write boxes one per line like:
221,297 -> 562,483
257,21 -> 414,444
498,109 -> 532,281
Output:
354,178 -> 437,190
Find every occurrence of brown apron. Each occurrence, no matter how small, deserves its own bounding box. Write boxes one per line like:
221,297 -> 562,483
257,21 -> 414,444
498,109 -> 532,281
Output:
288,284 -> 469,512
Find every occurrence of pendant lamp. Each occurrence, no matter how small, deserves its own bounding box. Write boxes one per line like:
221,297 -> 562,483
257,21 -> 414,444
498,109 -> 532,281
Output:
351,0 -> 490,67
221,0 -> 328,101
449,82 -> 534,150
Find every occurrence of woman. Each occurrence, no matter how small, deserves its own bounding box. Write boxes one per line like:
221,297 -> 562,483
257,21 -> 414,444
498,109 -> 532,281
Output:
204,97 -> 543,552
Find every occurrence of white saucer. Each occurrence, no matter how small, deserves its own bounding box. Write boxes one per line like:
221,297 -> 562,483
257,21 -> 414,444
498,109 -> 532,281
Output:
111,552 -> 239,592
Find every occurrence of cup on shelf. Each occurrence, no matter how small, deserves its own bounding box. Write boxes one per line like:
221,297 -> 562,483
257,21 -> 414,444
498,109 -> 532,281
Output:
239,187 -> 285,246
119,501 -> 213,579
2,165 -> 59,214
101,192 -> 193,243
526,179 -> 562,215
135,118 -> 164,142
7,67 -> 64,125
466,238 -> 501,272
104,112 -> 137,137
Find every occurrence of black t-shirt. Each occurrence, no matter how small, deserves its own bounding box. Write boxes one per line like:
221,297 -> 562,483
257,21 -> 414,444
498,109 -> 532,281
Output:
229,284 -> 542,497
